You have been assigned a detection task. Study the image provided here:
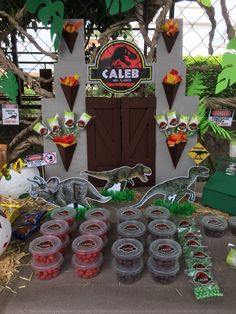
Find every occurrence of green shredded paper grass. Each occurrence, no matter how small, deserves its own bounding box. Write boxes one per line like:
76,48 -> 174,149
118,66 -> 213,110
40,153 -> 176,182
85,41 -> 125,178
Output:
101,189 -> 135,202
152,199 -> 196,216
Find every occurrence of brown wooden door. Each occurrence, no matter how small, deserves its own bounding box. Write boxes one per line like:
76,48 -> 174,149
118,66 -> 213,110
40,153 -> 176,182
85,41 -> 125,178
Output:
86,97 -> 156,187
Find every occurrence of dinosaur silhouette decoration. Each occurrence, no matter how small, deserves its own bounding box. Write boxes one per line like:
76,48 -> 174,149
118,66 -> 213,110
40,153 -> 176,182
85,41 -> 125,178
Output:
81,164 -> 152,191
191,150 -> 209,158
99,46 -> 138,68
28,175 -> 111,207
131,166 -> 210,208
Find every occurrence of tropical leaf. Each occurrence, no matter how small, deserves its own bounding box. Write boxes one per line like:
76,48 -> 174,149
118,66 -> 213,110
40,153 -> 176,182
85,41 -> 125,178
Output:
197,0 -> 212,7
227,36 -> 236,50
26,0 -> 64,51
0,71 -> 18,103
208,120 -> 232,139
187,73 -> 206,96
105,0 -> 144,16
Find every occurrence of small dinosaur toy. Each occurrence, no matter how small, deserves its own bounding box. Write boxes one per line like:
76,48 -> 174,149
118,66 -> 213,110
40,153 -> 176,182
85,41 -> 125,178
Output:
81,163 -> 152,191
131,166 -> 210,208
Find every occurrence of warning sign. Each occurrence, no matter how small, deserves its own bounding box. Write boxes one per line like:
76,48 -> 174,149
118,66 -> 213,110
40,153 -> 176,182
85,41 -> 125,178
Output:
188,143 -> 210,165
2,104 -> 19,125
208,109 -> 234,127
26,152 -> 57,168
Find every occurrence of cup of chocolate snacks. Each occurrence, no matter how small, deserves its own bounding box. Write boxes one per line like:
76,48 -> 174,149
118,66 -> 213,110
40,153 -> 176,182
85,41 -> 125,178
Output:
111,238 -> 144,268
116,207 -> 142,223
117,220 -> 146,245
144,206 -> 170,224
112,258 -> 144,284
148,219 -> 177,241
228,216 -> 236,236
149,239 -> 182,269
147,257 -> 180,284
201,215 -> 228,238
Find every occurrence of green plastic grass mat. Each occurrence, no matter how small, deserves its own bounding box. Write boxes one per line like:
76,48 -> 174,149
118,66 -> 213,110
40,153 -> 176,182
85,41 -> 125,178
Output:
101,189 -> 135,202
152,199 -> 196,216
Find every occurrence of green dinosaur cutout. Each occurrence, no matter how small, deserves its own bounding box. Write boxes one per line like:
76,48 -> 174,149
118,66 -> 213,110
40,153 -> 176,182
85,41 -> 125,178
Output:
215,36 -> 236,94
25,0 -> 64,50
131,166 -> 210,207
0,71 -> 18,103
81,163 -> 152,191
197,0 -> 212,7
105,0 -> 144,16
187,73 -> 206,97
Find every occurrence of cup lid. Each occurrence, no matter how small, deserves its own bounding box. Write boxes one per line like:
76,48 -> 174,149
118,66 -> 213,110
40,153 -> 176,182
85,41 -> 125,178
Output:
116,207 -> 142,221
85,208 -> 110,221
117,220 -> 146,238
31,253 -> 64,271
149,239 -> 182,261
72,234 -> 103,254
111,238 -> 144,260
144,206 -> 170,220
40,219 -> 69,236
229,216 -> 236,226
148,219 -> 176,236
29,235 -> 62,256
201,215 -> 228,230
51,207 -> 77,220
79,219 -> 108,236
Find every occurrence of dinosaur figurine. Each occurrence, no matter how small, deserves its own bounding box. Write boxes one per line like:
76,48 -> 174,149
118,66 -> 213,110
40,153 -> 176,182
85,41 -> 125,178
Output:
81,163 -> 152,191
131,166 -> 209,208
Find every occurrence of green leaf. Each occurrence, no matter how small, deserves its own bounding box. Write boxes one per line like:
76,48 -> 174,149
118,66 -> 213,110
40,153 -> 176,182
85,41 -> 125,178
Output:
197,0 -> 212,7
208,121 -> 232,139
25,0 -> 48,14
187,73 -> 206,96
0,71 -> 18,103
121,0 -> 135,13
215,52 -> 236,94
105,0 -> 144,15
227,36 -> 236,50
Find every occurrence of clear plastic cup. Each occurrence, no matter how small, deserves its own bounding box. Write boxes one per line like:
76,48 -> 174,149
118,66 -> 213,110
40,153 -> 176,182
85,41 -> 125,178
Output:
228,216 -> 236,236
59,234 -> 70,255
85,208 -> 110,225
148,219 -> 177,240
111,238 -> 144,268
117,220 -> 146,245
51,207 -> 77,227
29,235 -> 62,265
112,258 -> 144,284
149,239 -> 182,269
144,206 -> 170,223
201,215 -> 228,238
147,257 -> 180,284
72,235 -> 103,264
72,254 -> 103,279
116,207 -> 142,223
79,219 -> 108,244
68,221 -> 78,239
40,219 -> 69,242
31,253 -> 64,280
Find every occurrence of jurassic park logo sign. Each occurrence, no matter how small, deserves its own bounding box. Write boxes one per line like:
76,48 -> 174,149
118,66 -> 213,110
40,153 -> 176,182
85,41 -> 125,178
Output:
89,40 -> 152,94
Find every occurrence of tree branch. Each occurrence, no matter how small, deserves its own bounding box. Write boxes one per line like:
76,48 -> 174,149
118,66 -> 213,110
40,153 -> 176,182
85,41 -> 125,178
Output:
135,4 -> 152,47
0,10 -> 57,61
220,0 -> 235,40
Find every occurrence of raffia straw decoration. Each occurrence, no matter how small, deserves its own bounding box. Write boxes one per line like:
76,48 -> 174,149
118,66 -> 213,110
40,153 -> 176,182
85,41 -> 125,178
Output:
193,203 -> 230,220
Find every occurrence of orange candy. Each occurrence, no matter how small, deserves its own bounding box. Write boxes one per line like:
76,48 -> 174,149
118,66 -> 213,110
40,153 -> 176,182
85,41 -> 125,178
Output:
63,21 -> 83,33
163,69 -> 182,85
167,132 -> 187,147
60,75 -> 80,86
163,19 -> 179,36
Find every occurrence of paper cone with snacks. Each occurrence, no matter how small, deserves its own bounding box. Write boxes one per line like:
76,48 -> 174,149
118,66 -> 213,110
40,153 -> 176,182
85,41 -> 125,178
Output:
155,111 -> 199,168
60,75 -> 80,111
62,21 -> 83,53
162,69 -> 182,110
33,111 -> 92,172
162,19 -> 179,53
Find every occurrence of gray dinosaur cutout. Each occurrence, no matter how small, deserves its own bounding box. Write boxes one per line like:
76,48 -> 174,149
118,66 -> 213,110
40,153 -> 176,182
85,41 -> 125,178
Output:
131,166 -> 210,208
28,175 -> 111,207
81,163 -> 152,191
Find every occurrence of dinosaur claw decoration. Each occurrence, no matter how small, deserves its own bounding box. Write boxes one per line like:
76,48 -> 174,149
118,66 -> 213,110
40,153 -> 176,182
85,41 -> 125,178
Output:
131,166 -> 210,208
81,163 -> 152,191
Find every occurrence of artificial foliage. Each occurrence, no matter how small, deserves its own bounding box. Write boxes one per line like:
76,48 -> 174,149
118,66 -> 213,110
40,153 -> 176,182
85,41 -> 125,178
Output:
215,36 -> 236,94
152,198 -> 196,216
105,0 -> 144,15
0,71 -> 18,103
187,72 -> 206,97
197,0 -> 212,7
25,0 -> 64,50
101,189 -> 135,202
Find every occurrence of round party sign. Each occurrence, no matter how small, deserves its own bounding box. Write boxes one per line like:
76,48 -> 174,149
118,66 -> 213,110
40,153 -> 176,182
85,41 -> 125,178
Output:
89,40 -> 152,94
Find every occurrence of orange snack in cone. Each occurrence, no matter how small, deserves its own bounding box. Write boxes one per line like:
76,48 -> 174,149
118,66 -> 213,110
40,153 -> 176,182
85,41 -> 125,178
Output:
63,21 -> 83,33
163,69 -> 182,85
52,134 -> 76,147
167,132 -> 187,147
163,19 -> 179,36
60,75 -> 80,87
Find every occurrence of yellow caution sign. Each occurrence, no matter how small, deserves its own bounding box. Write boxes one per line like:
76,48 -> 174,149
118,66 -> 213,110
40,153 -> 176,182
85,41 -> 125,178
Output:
188,143 -> 210,165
